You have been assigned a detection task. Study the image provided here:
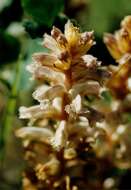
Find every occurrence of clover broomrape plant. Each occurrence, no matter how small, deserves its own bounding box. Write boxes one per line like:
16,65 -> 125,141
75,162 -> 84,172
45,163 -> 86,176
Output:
16,19 -> 131,190
101,16 -> 131,170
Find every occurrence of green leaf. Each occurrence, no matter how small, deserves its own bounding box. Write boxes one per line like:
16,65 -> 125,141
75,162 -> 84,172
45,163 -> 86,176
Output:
23,20 -> 50,38
23,14 -> 68,38
21,0 -> 64,27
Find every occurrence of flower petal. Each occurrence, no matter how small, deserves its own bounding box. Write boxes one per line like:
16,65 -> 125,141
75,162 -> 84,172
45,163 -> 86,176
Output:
70,81 -> 100,98
32,53 -> 57,67
121,16 -> 131,39
15,127 -> 54,144
65,95 -> 82,119
64,20 -> 80,47
103,33 -> 122,60
19,105 -> 61,120
33,85 -> 66,102
72,61 -> 110,84
51,120 -> 68,150
42,33 -> 61,55
51,26 -> 68,48
27,64 -> 66,85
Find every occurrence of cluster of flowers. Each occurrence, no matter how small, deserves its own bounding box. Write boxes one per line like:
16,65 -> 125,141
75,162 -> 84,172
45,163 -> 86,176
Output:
16,16 -> 131,190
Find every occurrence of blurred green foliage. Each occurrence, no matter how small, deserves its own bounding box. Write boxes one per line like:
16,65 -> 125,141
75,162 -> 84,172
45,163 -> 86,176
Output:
0,0 -> 22,64
0,0 -> 23,29
22,0 -> 64,26
101,91 -> 112,105
0,30 -> 21,64
87,0 -> 131,35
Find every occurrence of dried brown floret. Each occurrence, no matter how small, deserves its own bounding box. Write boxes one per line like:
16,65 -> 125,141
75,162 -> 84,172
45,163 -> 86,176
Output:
104,16 -> 131,61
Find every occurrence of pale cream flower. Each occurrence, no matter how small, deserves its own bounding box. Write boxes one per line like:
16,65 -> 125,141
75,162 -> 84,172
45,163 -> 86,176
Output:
33,85 -> 66,101
50,120 -> 68,150
15,126 -> 53,144
19,104 -> 61,121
